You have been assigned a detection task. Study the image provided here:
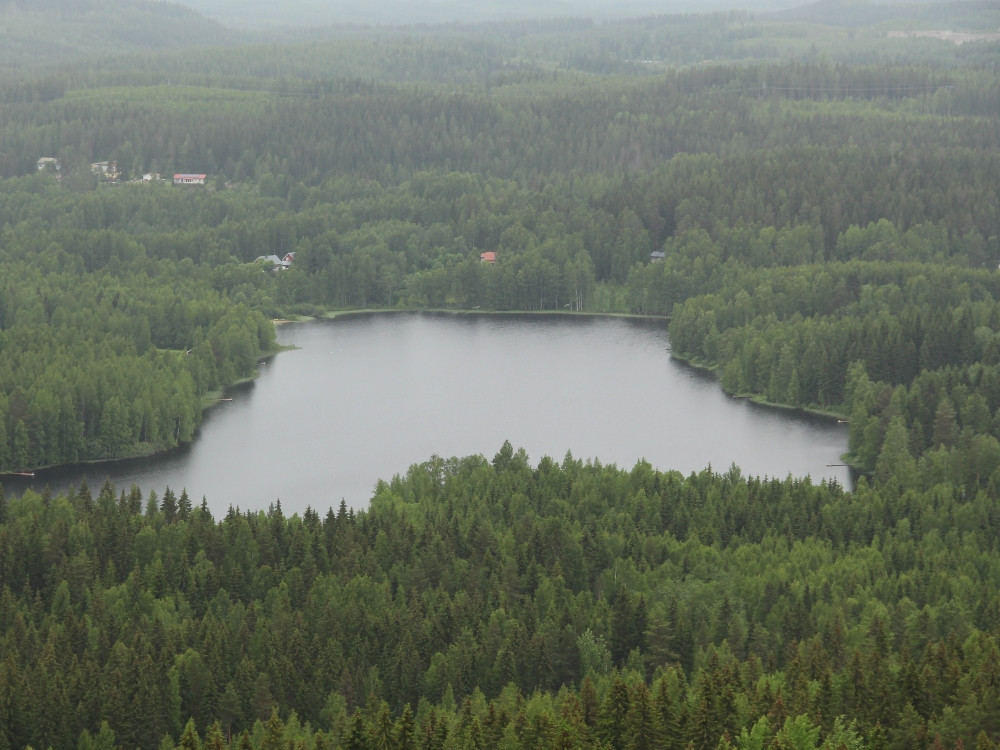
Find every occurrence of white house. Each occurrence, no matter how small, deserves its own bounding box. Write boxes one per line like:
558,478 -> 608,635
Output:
91,161 -> 119,181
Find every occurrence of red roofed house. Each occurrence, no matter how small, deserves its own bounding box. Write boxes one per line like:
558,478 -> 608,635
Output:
173,173 -> 206,186
480,251 -> 496,264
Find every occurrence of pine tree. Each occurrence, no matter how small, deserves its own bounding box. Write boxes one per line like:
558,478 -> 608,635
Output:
178,489 -> 192,520
203,722 -> 226,750
625,682 -> 665,750
369,702 -> 393,750
654,672 -> 683,750
178,718 -> 201,750
599,677 -> 632,749
161,487 -> 178,524
394,704 -> 416,750
611,591 -> 634,666
686,692 -> 715,750
580,676 -> 600,729
346,708 -> 369,750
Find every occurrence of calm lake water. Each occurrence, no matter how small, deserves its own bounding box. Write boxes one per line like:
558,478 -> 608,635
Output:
5,313 -> 851,516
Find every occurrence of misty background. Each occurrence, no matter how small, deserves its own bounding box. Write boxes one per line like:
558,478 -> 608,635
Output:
164,0 -> 924,29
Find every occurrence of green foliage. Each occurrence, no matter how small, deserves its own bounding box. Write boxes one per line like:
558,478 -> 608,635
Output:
1,448 -> 999,747
0,256 -> 274,469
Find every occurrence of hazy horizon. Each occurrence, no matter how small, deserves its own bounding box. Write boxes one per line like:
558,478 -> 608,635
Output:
167,0 -> 809,29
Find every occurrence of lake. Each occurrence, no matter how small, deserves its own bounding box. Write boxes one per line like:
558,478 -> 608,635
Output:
4,312 -> 851,516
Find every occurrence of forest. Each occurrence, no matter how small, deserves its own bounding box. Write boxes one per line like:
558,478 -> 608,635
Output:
3,448 -> 1000,750
0,0 -> 999,746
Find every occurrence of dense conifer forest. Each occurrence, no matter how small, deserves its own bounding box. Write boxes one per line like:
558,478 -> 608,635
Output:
1,0 -> 999,747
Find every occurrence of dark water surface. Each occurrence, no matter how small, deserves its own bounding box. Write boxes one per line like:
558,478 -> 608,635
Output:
5,313 -> 851,515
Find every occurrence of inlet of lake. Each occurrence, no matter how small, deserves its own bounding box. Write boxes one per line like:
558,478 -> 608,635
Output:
4,312 -> 852,516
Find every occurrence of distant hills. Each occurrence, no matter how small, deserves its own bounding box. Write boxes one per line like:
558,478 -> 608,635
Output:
0,0 -> 995,78
158,0 -> 800,29
162,0 -> 1000,29
0,0 -> 238,72
767,0 -> 1000,30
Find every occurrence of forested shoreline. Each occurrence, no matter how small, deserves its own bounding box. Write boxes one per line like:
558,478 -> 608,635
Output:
3,446 -> 1000,749
2,0 -> 1000,747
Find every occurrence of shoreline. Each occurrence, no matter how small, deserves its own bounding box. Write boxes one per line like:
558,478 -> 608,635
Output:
5,311 -> 654,479
286,308 -> 861,475
278,306 -> 668,324
5,343 -> 290,481
668,350 -> 863,476
16,308 -> 851,483
668,350 -> 851,421
2,308 -> 858,498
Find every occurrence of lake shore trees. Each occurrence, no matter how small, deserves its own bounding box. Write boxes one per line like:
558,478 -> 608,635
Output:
2,446 -> 1000,748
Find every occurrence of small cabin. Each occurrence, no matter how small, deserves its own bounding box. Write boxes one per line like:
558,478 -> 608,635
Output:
37,157 -> 61,173
254,254 -> 293,270
173,173 -> 206,186
91,160 -> 119,182
480,251 -> 497,264
650,250 -> 666,262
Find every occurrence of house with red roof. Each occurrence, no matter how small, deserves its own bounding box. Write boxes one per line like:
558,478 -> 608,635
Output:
173,173 -> 206,186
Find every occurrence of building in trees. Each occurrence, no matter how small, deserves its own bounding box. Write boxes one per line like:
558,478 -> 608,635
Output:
36,157 -> 61,174
173,173 -> 206,185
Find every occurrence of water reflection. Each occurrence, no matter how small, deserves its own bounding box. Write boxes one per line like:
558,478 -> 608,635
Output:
4,313 -> 850,515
